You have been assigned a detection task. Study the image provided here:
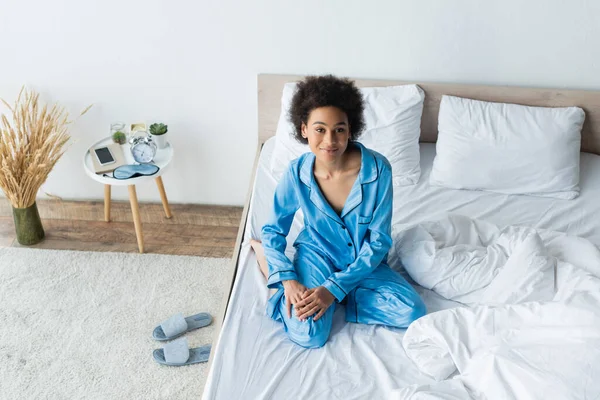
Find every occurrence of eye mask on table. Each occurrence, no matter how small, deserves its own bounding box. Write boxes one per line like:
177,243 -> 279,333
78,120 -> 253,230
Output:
104,164 -> 160,180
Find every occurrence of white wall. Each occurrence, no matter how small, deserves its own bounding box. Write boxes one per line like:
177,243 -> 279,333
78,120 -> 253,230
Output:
1,0 -> 599,206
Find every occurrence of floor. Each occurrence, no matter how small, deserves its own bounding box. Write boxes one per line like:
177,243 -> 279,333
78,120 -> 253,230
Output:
0,200 -> 243,257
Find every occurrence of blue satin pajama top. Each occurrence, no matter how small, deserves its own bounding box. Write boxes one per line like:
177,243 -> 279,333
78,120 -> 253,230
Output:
261,142 -> 394,302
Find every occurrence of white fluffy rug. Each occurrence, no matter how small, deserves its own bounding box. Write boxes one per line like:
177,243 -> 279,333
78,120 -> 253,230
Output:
0,248 -> 231,399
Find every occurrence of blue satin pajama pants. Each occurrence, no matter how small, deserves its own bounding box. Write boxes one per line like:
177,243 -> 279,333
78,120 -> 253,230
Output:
266,246 -> 427,348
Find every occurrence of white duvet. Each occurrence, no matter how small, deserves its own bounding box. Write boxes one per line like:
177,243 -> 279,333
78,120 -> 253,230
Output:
390,215 -> 600,400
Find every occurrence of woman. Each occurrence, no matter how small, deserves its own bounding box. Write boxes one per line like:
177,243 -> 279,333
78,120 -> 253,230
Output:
251,75 -> 426,348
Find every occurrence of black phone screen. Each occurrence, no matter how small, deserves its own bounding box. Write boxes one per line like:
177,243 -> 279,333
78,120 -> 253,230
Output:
95,147 -> 115,164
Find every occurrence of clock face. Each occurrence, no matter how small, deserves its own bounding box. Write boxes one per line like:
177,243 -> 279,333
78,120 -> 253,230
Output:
131,142 -> 156,163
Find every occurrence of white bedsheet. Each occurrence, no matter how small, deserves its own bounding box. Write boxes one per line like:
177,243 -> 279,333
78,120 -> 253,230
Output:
392,215 -> 600,399
393,297 -> 600,400
203,139 -> 600,400
396,215 -> 557,305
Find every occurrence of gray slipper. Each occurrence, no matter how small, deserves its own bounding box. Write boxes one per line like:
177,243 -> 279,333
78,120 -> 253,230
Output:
152,312 -> 212,341
153,337 -> 211,366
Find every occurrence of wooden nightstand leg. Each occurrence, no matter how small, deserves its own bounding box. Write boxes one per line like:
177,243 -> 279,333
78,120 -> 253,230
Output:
104,184 -> 111,222
155,176 -> 172,219
128,185 -> 144,253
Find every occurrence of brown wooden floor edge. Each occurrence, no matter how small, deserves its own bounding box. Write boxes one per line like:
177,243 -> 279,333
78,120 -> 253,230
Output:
0,200 -> 243,258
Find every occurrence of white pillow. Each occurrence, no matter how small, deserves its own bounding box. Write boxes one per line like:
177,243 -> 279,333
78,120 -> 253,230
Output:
430,95 -> 585,199
269,83 -> 425,186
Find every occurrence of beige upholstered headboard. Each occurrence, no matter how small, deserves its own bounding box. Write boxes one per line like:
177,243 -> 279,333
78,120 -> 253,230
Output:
258,74 -> 600,155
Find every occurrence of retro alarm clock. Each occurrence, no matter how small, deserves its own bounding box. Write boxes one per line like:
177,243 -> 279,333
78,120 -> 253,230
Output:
129,134 -> 157,164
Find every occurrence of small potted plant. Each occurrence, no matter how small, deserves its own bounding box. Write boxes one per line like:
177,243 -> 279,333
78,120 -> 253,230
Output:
149,122 -> 168,149
112,130 -> 127,144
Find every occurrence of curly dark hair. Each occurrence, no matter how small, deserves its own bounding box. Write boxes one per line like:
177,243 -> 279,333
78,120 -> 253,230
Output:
289,75 -> 365,144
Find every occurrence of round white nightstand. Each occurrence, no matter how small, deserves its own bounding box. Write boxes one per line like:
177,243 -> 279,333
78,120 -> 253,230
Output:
83,136 -> 175,253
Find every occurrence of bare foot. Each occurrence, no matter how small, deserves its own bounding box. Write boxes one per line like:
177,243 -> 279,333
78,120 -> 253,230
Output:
250,239 -> 269,280
250,239 -> 278,297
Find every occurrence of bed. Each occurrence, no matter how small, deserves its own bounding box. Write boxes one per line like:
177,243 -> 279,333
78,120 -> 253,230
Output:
202,75 -> 600,400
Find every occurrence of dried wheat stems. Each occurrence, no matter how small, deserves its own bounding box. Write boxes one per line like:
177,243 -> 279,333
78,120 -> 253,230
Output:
0,87 -> 91,208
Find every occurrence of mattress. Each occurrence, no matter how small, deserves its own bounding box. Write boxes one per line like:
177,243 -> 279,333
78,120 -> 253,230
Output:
202,138 -> 600,400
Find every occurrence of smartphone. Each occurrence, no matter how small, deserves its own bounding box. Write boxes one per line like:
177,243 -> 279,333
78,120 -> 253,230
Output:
94,146 -> 115,165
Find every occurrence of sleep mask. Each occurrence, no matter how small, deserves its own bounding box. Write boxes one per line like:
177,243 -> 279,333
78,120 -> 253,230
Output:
104,164 -> 160,180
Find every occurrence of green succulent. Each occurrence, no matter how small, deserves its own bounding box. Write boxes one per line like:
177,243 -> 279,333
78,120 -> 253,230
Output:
112,131 -> 127,144
149,123 -> 168,136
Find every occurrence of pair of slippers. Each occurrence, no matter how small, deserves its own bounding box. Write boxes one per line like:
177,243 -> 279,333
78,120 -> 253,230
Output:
152,312 -> 212,366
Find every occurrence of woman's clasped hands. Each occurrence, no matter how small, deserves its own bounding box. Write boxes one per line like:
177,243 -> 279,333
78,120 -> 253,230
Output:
282,280 -> 335,322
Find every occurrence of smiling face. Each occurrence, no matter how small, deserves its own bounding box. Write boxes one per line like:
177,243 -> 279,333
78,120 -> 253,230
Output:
301,106 -> 351,164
